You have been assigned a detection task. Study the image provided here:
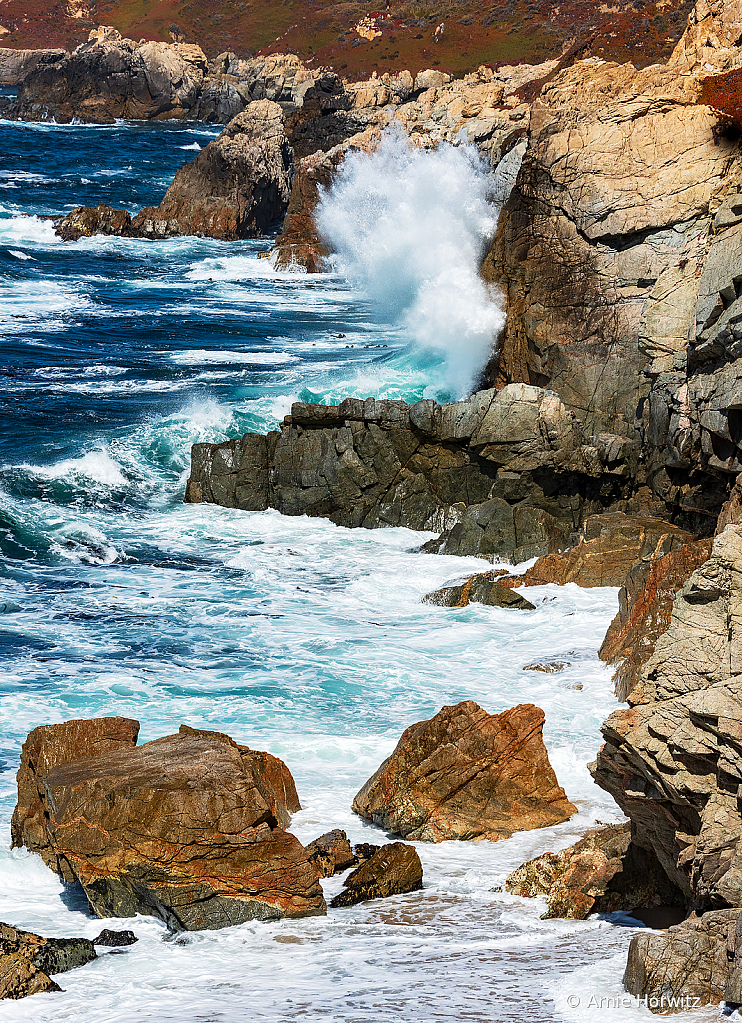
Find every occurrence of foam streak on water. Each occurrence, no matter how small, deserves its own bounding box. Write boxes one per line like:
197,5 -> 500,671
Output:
0,118 -> 704,1023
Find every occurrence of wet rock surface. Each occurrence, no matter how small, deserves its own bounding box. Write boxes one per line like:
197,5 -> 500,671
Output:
12,718 -> 325,930
502,822 -> 683,919
330,843 -> 423,908
185,386 -> 638,562
0,920 -> 136,1000
423,573 -> 536,610
352,700 -> 576,842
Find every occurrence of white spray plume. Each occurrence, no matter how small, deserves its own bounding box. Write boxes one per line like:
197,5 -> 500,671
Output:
315,128 -> 505,398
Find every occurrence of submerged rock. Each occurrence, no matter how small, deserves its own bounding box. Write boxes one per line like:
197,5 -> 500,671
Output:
352,700 -> 576,842
330,843 -> 423,908
12,718 -> 325,930
501,822 -> 683,919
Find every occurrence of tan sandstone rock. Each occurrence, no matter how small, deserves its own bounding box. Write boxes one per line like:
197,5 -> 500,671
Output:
352,700 -> 576,842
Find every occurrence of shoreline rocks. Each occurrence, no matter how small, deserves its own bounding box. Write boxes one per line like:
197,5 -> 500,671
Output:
423,573 -> 536,610
12,718 -> 325,930
184,386 -> 643,563
330,843 -> 423,908
352,700 -> 576,842
501,821 -> 684,920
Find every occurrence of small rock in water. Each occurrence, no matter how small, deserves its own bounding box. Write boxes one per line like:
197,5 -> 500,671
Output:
93,929 -> 138,947
330,843 -> 423,908
305,829 -> 357,878
522,661 -> 569,673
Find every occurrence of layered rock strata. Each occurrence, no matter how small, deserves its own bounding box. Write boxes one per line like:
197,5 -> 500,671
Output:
352,700 -> 576,842
12,718 -> 324,930
592,525 -> 742,911
501,821 -> 683,919
599,538 -> 714,700
184,385 -> 638,563
0,47 -> 66,86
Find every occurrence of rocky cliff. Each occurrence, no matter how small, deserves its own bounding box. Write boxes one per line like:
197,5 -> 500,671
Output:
482,0 -> 742,535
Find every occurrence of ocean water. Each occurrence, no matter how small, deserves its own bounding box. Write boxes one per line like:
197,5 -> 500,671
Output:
0,118 -> 714,1022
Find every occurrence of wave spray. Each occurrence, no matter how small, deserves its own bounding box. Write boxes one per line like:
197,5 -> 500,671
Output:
315,129 -> 505,399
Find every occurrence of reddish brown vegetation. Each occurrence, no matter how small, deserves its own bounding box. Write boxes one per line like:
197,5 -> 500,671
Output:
701,68 -> 742,132
1,0 -> 696,80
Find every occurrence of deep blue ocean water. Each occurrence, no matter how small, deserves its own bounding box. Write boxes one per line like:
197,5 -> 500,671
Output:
0,116 -> 688,1023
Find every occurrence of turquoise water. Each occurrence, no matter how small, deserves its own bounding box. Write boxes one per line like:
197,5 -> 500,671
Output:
0,118 -> 693,1022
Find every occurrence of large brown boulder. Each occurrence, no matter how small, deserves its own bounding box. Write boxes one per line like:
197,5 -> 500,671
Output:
11,716 -> 140,881
12,719 -> 325,930
352,701 -> 576,842
330,843 -> 423,908
599,538 -> 714,700
502,514 -> 695,590
501,822 -> 683,919
131,101 -> 293,241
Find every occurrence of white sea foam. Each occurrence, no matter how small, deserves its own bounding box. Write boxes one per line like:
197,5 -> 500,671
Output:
19,448 -> 127,487
315,129 -> 505,397
179,142 -> 202,151
8,249 -> 33,260
169,349 -> 300,366
0,215 -> 59,246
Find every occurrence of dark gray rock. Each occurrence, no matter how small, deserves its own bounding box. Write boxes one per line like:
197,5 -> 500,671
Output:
186,385 -> 635,562
329,843 -> 423,908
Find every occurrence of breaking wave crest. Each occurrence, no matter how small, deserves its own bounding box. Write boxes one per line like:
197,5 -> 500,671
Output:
315,129 -> 505,398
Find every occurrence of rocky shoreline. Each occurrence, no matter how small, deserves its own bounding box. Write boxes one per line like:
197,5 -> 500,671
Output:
4,0 -> 742,1013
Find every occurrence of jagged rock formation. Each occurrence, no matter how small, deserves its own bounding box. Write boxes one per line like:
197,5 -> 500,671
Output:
482,0 -> 742,534
501,821 -> 683,919
423,572 -> 536,610
305,830 -> 357,878
599,538 -> 714,699
329,843 -> 423,908
592,525 -> 742,912
12,718 -> 324,930
352,700 -> 576,842
131,100 -> 293,240
184,385 -> 642,562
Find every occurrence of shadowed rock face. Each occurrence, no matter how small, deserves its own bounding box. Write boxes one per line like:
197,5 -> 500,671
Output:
422,573 -> 536,610
501,822 -> 684,919
592,525 -> 742,913
330,843 -> 423,908
12,719 -> 325,930
352,700 -> 576,842
132,100 -> 293,240
185,385 -> 641,563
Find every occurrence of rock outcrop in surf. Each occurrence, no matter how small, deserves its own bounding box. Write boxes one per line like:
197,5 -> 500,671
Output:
352,700 -> 576,842
184,385 -> 643,563
12,718 -> 325,930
